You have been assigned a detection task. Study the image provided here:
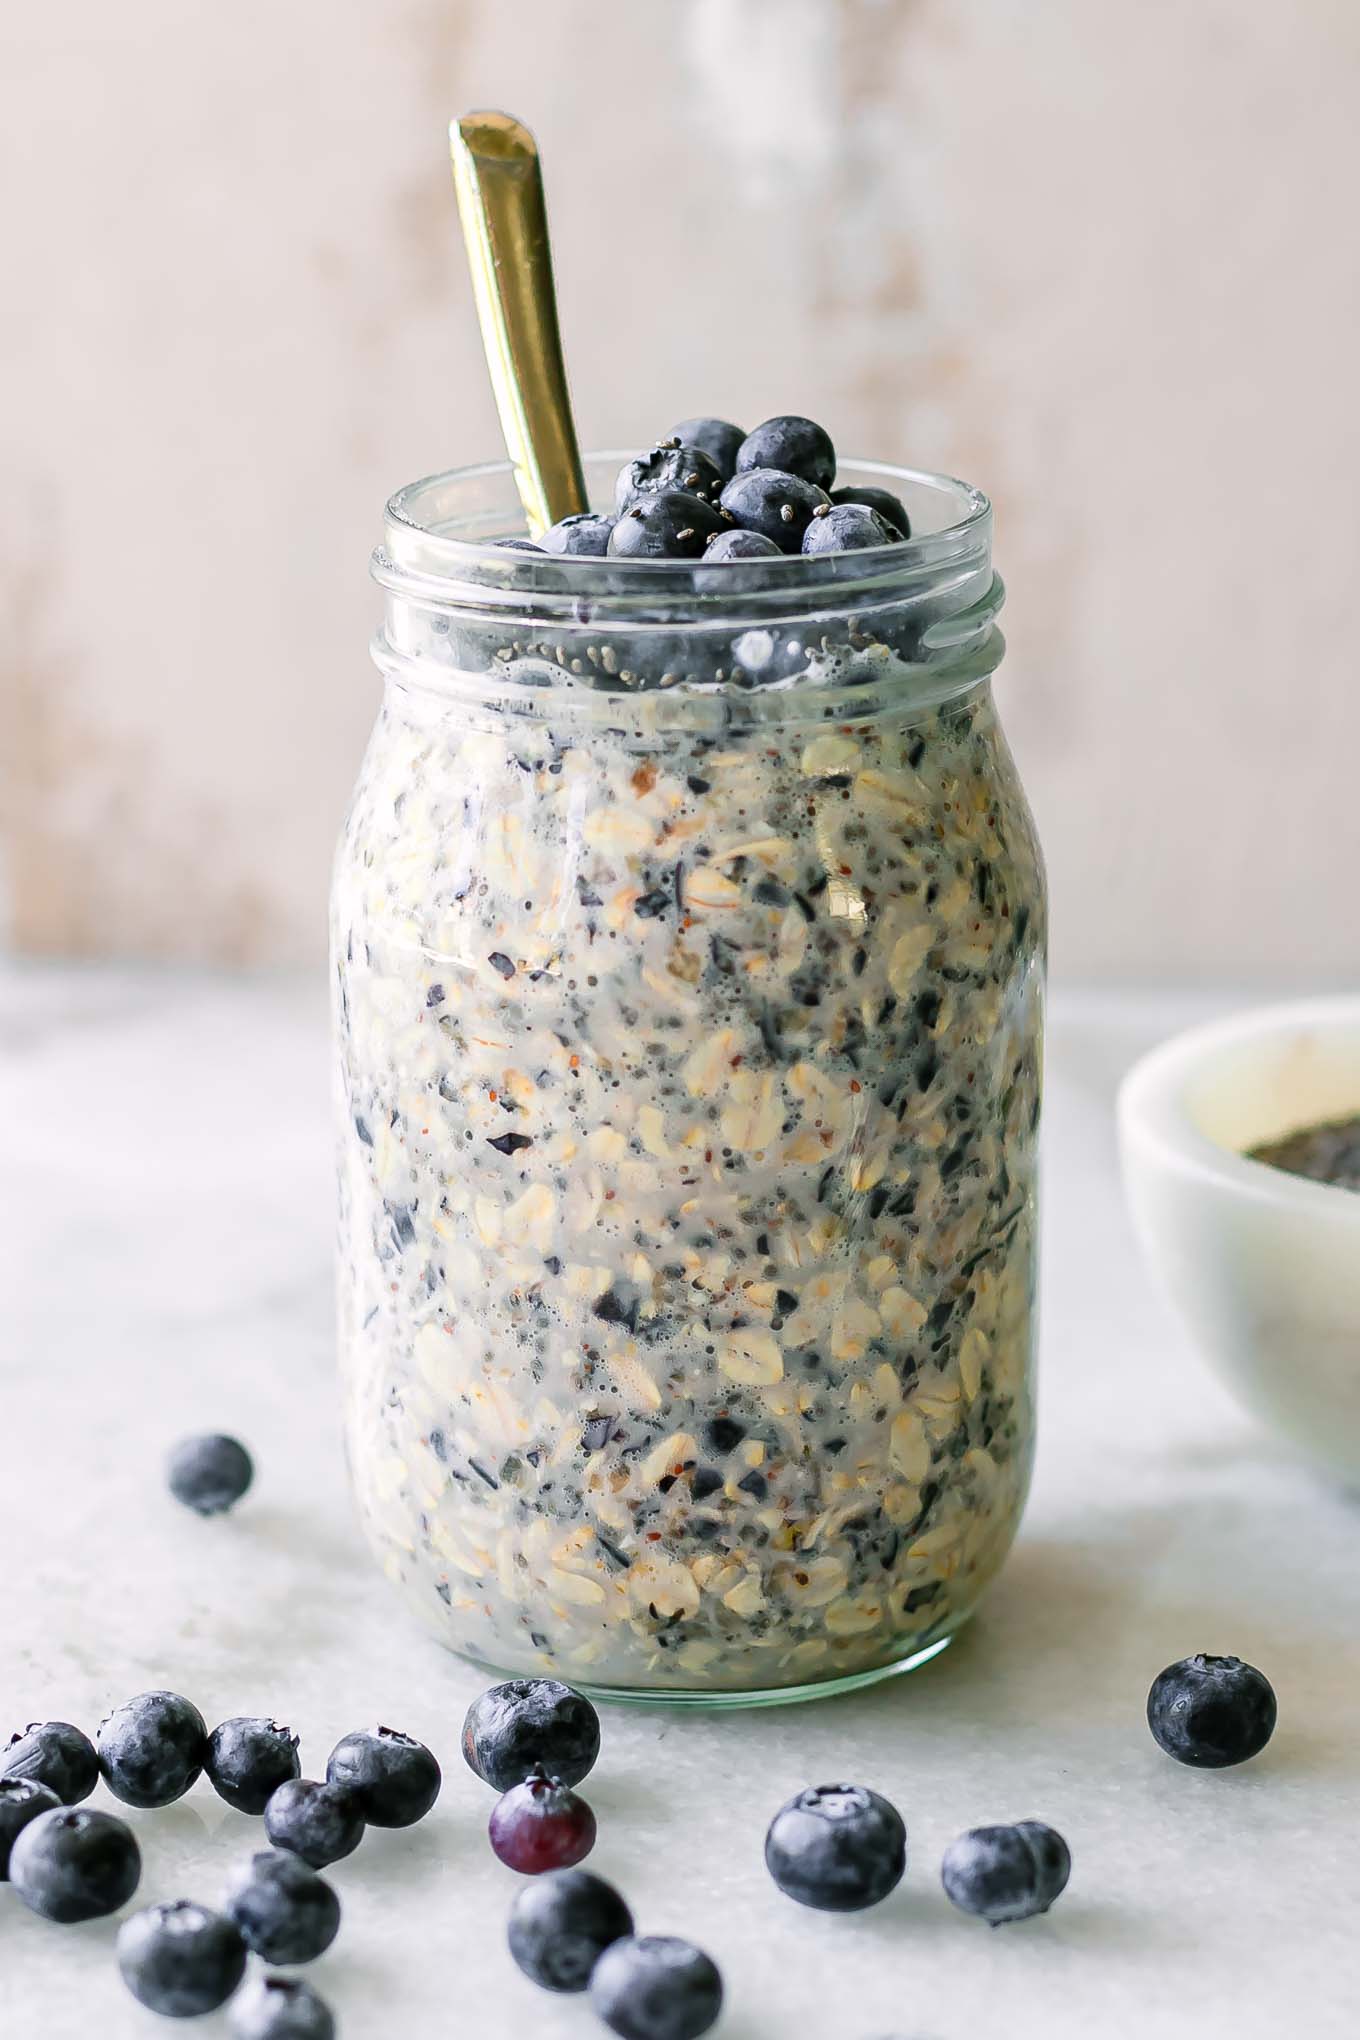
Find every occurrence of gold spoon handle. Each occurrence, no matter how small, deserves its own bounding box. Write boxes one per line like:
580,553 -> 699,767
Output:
449,111 -> 588,535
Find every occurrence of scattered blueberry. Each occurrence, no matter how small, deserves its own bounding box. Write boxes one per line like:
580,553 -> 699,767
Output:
615,442 -> 725,511
117,1900 -> 248,2017
0,1778 -> 61,1879
764,1782 -> 906,1911
736,414 -> 836,491
718,468 -> 829,553
608,490 -> 728,560
325,1725 -> 441,1828
462,1678 -> 600,1791
206,1719 -> 302,1816
98,1691 -> 207,1809
229,1975 -> 336,2040
507,1867 -> 634,1993
263,1778 -> 364,1869
224,1851 -> 341,1965
0,1721 -> 98,1805
830,482 -> 912,537
540,512 -> 616,556
167,1433 -> 254,1515
940,1821 -> 1071,1924
590,1935 -> 723,2040
703,527 -> 784,561
493,537 -> 543,552
9,1806 -> 142,1922
1146,1654 -> 1278,1768
802,501 -> 900,554
670,417 -> 745,482
489,1764 -> 596,1874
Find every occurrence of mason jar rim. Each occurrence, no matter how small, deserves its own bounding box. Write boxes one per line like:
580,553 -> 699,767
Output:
374,453 -> 992,620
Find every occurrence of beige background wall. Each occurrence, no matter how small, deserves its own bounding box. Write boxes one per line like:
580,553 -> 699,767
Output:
3,0 -> 1357,982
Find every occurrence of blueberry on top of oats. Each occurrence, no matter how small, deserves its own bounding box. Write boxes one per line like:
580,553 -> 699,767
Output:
735,414 -> 837,492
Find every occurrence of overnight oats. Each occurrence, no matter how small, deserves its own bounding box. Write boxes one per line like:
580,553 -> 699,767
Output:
333,436 -> 1046,1701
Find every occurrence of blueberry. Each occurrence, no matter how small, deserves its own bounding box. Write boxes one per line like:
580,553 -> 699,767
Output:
764,1782 -> 906,1911
462,1678 -> 600,1792
703,527 -> 784,562
224,1851 -> 341,1965
507,1867 -> 633,1993
99,1691 -> 207,1808
206,1719 -> 301,1816
167,1433 -> 254,1515
540,512 -> 615,556
718,468 -> 829,553
325,1725 -> 440,1828
0,1778 -> 61,1879
9,1806 -> 142,1922
117,1900 -> 248,2016
830,483 -> 911,538
489,1764 -> 596,1874
590,1935 -> 723,2040
940,1821 -> 1071,1924
494,537 -> 543,552
1146,1654 -> 1277,1768
669,418 -> 745,482
736,415 -> 836,492
615,443 -> 725,511
263,1778 -> 364,1868
608,490 -> 728,560
229,1975 -> 336,2040
802,502 -> 900,555
0,1720 -> 98,1805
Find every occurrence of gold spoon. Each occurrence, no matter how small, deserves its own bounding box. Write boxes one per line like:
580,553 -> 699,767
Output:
449,110 -> 588,536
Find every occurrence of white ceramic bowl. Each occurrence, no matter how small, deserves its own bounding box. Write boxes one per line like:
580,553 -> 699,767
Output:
1118,998 -> 1360,1483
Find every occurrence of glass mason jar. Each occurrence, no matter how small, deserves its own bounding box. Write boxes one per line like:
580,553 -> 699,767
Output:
332,454 -> 1045,1705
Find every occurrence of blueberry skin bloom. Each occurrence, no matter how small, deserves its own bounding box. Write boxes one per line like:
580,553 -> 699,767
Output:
117,1900 -> 248,2017
830,482 -> 912,538
941,1821 -> 1071,1924
718,468 -> 830,553
0,1721 -> 99,1805
224,1851 -> 341,1965
703,527 -> 784,562
494,536 -> 543,552
229,1975 -> 336,2040
802,502 -> 901,555
507,1867 -> 634,1993
1147,1654 -> 1278,1767
764,1782 -> 907,1911
206,1719 -> 301,1816
9,1806 -> 142,1922
736,415 -> 837,492
98,1691 -> 207,1808
590,1935 -> 723,2040
608,490 -> 728,560
670,417 -> 745,482
167,1433 -> 254,1515
325,1726 -> 441,1828
263,1778 -> 364,1868
462,1678 -> 601,1792
0,1778 -> 61,1879
540,512 -> 616,556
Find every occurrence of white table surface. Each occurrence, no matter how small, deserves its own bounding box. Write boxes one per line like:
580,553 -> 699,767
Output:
1,967 -> 1356,2040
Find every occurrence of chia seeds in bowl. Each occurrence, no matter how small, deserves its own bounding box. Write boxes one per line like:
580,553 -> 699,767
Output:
331,452 -> 1046,1702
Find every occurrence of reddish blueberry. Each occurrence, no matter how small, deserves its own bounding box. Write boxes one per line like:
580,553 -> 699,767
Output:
489,1765 -> 595,1874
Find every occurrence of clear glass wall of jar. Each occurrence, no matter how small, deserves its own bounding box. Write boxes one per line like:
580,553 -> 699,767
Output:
333,456 -> 1046,1705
